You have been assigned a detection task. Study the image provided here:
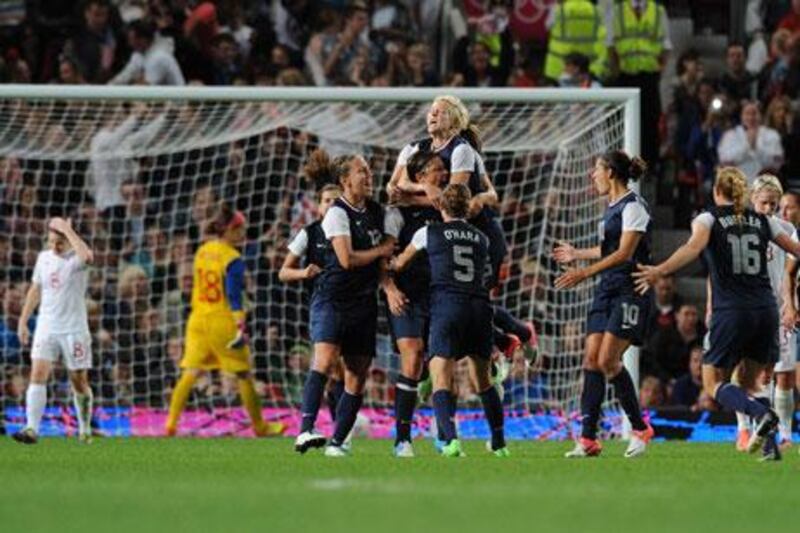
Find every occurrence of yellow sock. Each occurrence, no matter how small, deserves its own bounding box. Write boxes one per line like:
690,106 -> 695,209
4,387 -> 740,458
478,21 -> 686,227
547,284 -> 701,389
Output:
238,378 -> 266,432
166,372 -> 197,434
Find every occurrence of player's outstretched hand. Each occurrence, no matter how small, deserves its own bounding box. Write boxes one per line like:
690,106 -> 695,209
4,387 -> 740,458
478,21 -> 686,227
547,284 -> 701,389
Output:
17,323 -> 30,346
632,263 -> 660,294
49,217 -> 73,234
304,264 -> 322,280
552,241 -> 576,263
554,268 -> 587,289
386,285 -> 409,316
227,320 -> 249,350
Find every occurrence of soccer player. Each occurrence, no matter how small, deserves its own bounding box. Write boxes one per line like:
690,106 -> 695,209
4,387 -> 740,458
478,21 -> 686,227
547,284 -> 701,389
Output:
388,94 -> 537,360
730,175 -> 796,452
392,183 -> 509,458
13,217 -> 94,444
294,149 -> 394,457
165,204 -> 283,437
554,150 -> 655,459
383,151 -> 448,457
280,183 -> 347,449
634,167 -> 800,459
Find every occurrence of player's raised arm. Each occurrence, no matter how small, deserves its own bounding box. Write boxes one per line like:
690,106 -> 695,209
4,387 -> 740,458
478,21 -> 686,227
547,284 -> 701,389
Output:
49,217 -> 94,265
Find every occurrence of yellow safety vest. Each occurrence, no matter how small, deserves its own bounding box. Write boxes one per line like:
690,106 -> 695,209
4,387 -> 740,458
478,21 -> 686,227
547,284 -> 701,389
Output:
612,0 -> 664,74
544,0 -> 608,80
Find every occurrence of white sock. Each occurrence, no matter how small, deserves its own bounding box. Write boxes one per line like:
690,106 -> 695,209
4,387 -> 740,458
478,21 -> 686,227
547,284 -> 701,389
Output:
774,387 -> 794,441
72,388 -> 94,436
25,383 -> 47,434
736,411 -> 750,432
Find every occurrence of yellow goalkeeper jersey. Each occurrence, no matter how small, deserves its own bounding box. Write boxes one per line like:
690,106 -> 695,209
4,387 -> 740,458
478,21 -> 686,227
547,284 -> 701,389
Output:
190,239 -> 241,317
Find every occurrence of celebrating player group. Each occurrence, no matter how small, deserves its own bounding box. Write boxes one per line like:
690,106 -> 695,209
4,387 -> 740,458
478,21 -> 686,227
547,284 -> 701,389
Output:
11,94 -> 799,463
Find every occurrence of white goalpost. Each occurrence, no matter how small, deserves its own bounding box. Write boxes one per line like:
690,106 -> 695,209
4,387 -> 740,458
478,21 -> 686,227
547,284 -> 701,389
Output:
0,85 -> 640,439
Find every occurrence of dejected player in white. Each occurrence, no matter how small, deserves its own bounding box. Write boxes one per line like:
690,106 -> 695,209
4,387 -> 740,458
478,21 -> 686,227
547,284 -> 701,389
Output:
13,217 -> 95,444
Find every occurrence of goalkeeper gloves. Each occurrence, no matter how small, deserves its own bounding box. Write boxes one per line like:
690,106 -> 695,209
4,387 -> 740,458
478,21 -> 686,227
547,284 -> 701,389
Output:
227,313 -> 249,349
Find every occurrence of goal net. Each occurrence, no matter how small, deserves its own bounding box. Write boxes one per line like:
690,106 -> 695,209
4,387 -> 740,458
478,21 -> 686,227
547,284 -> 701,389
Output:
0,86 -> 637,439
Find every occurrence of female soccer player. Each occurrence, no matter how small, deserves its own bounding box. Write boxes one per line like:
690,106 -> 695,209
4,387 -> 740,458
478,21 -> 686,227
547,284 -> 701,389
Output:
634,167 -> 800,458
14,217 -> 94,444
165,204 -> 284,437
553,150 -> 654,459
392,183 -> 509,458
281,183 -> 348,452
295,149 -> 394,457
388,94 -> 536,359
383,150 -> 448,457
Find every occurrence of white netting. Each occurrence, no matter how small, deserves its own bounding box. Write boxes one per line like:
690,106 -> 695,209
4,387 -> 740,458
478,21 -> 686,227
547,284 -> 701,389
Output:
0,89 -> 629,437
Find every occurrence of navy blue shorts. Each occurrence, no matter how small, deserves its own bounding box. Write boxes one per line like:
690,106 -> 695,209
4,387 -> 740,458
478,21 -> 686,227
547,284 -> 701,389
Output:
428,293 -> 493,360
310,296 -> 377,358
704,307 -> 779,369
586,289 -> 649,346
388,298 -> 430,341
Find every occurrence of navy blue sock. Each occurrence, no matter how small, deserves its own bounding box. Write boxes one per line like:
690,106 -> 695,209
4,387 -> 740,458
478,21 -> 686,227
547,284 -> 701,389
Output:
300,370 -> 327,433
432,390 -> 457,443
479,386 -> 505,450
394,375 -> 418,444
331,392 -> 363,446
609,368 -> 647,431
493,306 -> 531,343
326,379 -> 344,423
435,395 -> 458,441
581,369 -> 606,440
715,383 -> 769,418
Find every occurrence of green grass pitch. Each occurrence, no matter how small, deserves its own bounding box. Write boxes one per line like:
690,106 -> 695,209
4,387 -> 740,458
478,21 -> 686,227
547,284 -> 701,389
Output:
1,438 -> 797,533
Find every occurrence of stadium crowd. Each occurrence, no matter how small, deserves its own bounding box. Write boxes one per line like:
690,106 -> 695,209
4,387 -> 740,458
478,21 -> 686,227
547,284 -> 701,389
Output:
1,0 -> 800,423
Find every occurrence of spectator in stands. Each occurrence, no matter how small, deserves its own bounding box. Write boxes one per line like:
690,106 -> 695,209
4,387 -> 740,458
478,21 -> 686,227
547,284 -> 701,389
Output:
720,43 -> 757,108
405,43 -> 439,87
304,7 -> 341,86
161,260 -> 192,339
544,0 -> 606,84
208,32 -> 242,85
777,0 -> 800,34
643,303 -> 703,382
757,28 -> 793,102
54,54 -> 86,84
0,283 -> 32,364
646,274 -> 683,335
685,82 -> 725,204
671,49 -> 703,159
218,0 -> 253,62
718,100 -> 784,184
639,375 -> 665,409
321,1 -> 377,86
110,19 -> 185,85
132,307 -> 167,406
453,23 -> 514,88
68,0 -> 122,84
272,0 -> 314,63
670,343 -> 704,409
764,94 -> 800,185
558,52 -> 601,88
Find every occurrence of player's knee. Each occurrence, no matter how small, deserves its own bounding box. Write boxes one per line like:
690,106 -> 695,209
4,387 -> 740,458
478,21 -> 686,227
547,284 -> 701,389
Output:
598,353 -> 621,377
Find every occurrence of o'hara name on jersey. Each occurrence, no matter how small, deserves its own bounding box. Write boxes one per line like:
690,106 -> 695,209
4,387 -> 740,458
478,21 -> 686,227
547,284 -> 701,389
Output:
444,228 -> 481,242
717,214 -> 764,229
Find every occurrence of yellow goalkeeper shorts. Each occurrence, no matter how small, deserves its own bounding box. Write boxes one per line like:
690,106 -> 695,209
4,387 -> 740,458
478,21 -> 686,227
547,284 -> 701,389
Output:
181,313 -> 251,374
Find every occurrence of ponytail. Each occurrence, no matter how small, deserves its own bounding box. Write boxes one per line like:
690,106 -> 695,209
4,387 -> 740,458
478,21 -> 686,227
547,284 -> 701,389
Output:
461,123 -> 483,153
303,148 -> 359,188
715,166 -> 749,223
600,150 -> 647,185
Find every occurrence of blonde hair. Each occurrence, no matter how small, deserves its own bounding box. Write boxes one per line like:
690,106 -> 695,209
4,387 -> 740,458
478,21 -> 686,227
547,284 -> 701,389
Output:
118,264 -> 148,299
433,95 -> 482,151
751,173 -> 783,197
715,167 -> 749,221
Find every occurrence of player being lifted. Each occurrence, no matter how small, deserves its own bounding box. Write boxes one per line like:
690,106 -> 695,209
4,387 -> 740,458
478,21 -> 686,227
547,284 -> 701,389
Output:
165,204 -> 284,437
392,183 -> 509,458
294,149 -> 393,457
554,150 -> 655,459
383,151 -> 448,457
387,95 -> 537,360
281,183 -> 348,451
635,167 -> 800,460
14,218 -> 95,444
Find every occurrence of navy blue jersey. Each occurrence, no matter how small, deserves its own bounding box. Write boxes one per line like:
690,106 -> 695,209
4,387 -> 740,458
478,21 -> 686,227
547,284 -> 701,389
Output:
599,191 -> 653,291
700,206 -> 779,310
304,220 -> 328,268
421,220 -> 490,299
389,205 -> 441,300
317,198 -> 384,301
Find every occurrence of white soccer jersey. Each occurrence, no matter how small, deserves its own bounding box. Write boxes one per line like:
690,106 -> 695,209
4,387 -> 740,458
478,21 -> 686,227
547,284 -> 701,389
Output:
31,250 -> 90,336
766,217 -> 798,307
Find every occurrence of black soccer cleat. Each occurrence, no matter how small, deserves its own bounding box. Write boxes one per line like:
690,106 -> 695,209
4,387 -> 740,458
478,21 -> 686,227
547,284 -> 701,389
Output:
747,410 -> 779,454
294,431 -> 327,454
760,432 -> 783,462
12,428 -> 38,445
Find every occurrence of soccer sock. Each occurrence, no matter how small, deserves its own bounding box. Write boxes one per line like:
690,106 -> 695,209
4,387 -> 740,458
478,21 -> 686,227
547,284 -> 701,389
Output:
25,383 -> 47,434
432,390 -> 457,443
331,392 -> 363,446
609,368 -> 648,432
166,372 -> 197,432
394,375 -> 418,444
300,370 -> 327,433
327,379 -> 344,423
580,369 -> 606,440
774,387 -> 794,440
479,386 -> 505,450
72,388 -> 93,436
735,411 -> 750,432
493,306 -> 531,343
715,383 -> 769,419
237,378 -> 265,431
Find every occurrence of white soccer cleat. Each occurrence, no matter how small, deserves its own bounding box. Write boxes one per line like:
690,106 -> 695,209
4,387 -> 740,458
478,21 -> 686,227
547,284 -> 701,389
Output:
624,424 -> 655,459
393,441 -> 415,458
294,431 -> 326,454
324,444 -> 350,457
78,432 -> 93,444
564,438 -> 602,458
